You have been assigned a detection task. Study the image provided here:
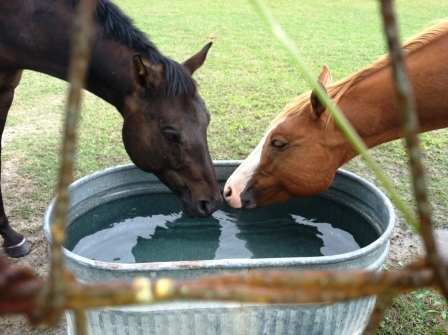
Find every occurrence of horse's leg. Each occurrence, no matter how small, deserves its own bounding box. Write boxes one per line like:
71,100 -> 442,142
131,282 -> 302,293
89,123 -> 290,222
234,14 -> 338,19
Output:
0,69 -> 31,257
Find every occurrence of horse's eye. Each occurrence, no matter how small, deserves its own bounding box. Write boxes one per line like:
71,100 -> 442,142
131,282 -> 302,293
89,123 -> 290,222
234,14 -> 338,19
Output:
271,139 -> 288,149
163,131 -> 181,143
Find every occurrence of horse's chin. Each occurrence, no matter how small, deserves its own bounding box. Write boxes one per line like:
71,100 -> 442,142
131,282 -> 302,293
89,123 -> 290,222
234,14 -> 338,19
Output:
239,195 -> 258,209
180,203 -> 204,218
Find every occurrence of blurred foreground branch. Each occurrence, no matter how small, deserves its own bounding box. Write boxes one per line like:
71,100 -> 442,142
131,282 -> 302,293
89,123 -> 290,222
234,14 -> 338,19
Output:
0,1 -> 446,335
379,0 -> 448,301
0,256 -> 441,325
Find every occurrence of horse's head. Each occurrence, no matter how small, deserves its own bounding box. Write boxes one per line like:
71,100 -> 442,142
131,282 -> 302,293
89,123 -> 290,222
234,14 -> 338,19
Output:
224,66 -> 345,208
121,43 -> 222,218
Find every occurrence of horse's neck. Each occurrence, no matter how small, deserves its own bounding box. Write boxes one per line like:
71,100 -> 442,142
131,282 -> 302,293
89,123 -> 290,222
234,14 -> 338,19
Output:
85,40 -> 136,111
42,37 -> 135,112
337,33 -> 448,162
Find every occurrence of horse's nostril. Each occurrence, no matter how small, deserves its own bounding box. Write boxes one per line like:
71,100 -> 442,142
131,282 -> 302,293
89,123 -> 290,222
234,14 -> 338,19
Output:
223,185 -> 232,198
197,199 -> 212,217
196,196 -> 223,217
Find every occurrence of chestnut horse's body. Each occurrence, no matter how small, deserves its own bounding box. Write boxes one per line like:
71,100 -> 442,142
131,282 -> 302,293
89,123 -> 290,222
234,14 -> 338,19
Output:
0,0 -> 222,257
224,20 -> 448,209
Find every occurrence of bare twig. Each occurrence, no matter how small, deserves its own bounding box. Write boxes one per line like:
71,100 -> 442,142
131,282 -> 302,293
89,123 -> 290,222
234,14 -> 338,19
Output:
362,294 -> 395,335
379,0 -> 448,300
0,257 -> 441,317
36,0 -> 99,328
73,308 -> 88,335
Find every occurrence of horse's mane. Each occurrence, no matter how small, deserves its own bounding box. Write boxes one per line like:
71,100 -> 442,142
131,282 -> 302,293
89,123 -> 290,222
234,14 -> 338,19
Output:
270,19 -> 448,128
69,0 -> 196,97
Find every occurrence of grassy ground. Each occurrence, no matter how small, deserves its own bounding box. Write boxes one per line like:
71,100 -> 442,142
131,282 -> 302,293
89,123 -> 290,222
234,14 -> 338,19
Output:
1,0 -> 447,334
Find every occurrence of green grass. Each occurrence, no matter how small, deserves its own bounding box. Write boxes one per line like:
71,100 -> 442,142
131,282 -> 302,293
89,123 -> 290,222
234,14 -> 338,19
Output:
3,0 -> 448,334
379,285 -> 448,335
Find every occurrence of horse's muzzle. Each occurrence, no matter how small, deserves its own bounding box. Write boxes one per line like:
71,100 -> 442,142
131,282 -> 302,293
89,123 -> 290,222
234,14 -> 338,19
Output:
182,195 -> 223,218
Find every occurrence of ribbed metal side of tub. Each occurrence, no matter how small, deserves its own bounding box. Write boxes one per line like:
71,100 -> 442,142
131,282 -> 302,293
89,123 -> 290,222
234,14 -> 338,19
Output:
66,298 -> 374,335
43,161 -> 396,335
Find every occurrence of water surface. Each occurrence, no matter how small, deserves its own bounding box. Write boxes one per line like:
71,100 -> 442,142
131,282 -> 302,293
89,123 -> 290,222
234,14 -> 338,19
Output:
67,193 -> 379,263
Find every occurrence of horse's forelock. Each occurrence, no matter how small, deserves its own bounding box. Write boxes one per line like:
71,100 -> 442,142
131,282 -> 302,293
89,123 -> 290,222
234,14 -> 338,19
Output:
162,59 -> 197,97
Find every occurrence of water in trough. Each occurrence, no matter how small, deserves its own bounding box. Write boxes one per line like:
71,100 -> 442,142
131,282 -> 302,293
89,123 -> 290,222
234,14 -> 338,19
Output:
66,193 -> 379,263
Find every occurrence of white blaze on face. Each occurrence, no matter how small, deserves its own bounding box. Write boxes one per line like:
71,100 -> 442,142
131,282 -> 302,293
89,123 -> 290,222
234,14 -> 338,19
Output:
223,134 -> 268,208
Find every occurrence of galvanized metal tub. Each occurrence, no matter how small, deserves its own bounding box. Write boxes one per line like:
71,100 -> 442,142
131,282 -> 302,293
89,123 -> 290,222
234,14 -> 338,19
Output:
42,160 -> 395,335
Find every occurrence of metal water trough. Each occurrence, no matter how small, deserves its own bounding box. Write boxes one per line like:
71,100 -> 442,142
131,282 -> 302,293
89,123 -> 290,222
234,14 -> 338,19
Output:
43,161 -> 395,335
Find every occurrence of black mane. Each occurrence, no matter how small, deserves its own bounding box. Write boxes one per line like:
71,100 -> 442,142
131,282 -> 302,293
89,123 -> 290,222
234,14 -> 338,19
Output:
69,0 -> 196,96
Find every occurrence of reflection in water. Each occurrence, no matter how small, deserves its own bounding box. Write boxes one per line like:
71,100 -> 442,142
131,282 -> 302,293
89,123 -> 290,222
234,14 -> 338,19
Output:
291,215 -> 360,255
73,210 -> 254,263
72,213 -> 181,262
212,210 -> 253,260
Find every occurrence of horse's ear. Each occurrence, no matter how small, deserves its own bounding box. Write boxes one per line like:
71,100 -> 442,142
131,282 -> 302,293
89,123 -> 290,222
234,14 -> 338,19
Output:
182,42 -> 213,75
132,54 -> 163,89
310,66 -> 332,119
131,54 -> 163,88
132,54 -> 148,86
317,65 -> 332,86
310,81 -> 328,119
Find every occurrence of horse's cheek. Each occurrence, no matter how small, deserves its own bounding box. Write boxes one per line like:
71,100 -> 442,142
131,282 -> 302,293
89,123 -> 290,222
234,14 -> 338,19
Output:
122,118 -> 158,172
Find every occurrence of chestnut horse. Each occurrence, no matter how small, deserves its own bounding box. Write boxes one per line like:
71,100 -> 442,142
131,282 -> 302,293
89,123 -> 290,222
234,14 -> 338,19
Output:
224,20 -> 448,209
0,0 -> 222,257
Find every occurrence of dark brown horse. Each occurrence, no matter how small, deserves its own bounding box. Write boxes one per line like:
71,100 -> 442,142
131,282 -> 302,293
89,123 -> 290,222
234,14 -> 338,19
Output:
224,20 -> 448,209
0,0 -> 222,257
